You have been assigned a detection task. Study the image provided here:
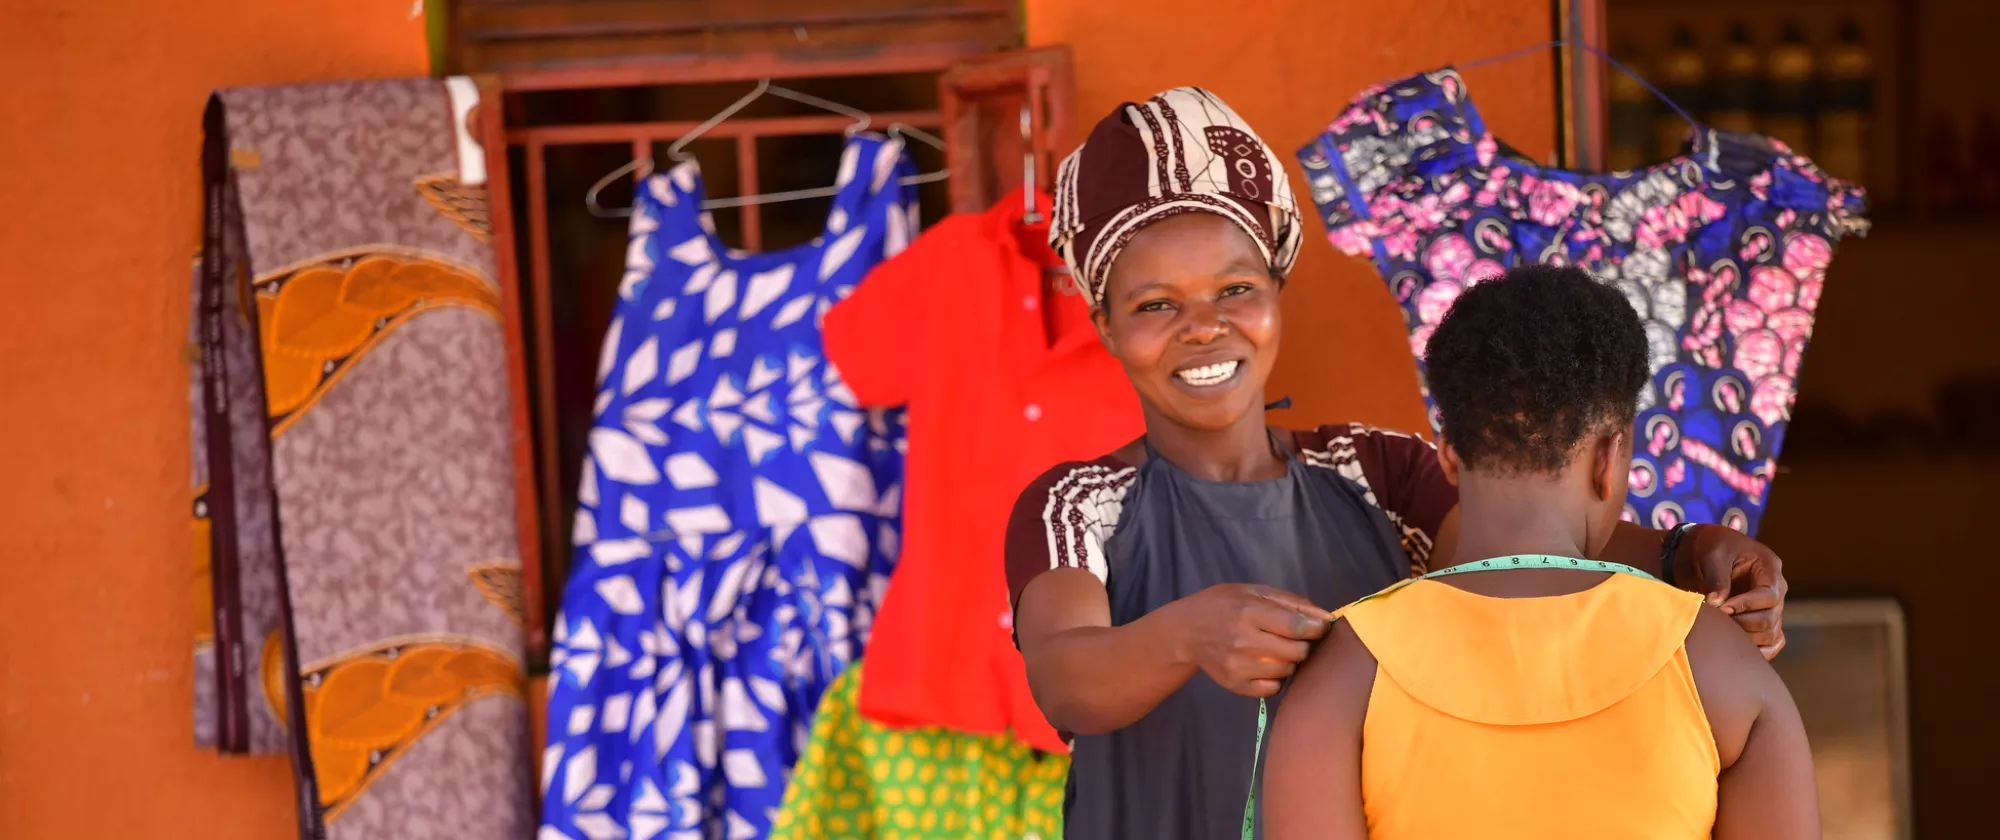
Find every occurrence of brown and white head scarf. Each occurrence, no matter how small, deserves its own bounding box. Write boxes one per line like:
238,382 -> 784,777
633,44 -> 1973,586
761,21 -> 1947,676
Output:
1051,86 -> 1303,308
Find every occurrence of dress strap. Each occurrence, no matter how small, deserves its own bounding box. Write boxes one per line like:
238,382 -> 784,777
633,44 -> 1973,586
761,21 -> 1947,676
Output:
827,132 -> 916,210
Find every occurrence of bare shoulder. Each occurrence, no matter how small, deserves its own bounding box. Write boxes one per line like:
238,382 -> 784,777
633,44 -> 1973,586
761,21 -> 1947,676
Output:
1286,619 -> 1377,718
1683,602 -> 1781,769
1685,602 -> 1770,665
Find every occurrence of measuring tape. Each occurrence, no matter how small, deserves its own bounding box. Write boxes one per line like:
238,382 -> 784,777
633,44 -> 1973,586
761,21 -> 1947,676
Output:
1238,554 -> 1660,839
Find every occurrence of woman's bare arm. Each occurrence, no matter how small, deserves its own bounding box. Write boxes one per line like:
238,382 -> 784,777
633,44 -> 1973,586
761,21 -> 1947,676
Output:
1016,568 -> 1333,735
1685,605 -> 1820,839
1262,621 -> 1373,840
1716,687 -> 1819,840
1014,569 -> 1202,734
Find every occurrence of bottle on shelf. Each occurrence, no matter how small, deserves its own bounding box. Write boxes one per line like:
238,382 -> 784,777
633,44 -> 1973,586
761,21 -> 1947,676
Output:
1973,112 -> 2000,213
1656,26 -> 1707,160
1925,113 -> 1964,213
1710,22 -> 1762,135
1762,22 -> 1817,158
1815,19 -> 1874,185
1606,41 -> 1654,172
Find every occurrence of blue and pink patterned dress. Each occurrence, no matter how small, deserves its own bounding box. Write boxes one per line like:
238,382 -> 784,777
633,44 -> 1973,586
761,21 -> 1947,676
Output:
1300,69 -> 1867,536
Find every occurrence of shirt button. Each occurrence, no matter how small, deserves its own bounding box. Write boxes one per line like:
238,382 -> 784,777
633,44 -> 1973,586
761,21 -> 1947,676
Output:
1022,294 -> 1038,310
1023,403 -> 1042,422
998,610 -> 1013,630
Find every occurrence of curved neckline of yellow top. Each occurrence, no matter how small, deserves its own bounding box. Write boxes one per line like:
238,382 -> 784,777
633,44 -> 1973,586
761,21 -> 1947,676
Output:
1342,573 -> 1704,726
1414,565 -> 1626,602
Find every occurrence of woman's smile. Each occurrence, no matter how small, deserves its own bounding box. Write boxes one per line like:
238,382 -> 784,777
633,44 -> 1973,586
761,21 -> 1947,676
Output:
1172,358 -> 1242,389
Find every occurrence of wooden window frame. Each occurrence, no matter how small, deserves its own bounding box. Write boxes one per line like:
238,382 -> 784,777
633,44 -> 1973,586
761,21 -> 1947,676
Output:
471,45 -> 1076,663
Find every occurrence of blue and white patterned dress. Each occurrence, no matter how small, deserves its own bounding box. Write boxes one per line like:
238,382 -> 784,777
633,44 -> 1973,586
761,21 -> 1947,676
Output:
541,134 -> 917,840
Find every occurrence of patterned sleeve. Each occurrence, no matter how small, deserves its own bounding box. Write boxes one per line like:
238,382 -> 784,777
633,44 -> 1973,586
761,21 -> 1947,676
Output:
1295,74 -> 1468,259
1754,134 -> 1869,233
1004,458 -> 1137,612
1296,424 -> 1458,575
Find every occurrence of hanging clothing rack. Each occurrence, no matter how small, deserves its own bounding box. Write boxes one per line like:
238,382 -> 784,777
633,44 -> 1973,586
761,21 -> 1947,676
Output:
585,79 -> 949,219
1020,103 -> 1041,225
488,48 -> 1077,659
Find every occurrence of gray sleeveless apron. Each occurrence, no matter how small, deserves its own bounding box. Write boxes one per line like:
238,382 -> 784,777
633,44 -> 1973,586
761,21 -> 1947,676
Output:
1061,433 -> 1409,840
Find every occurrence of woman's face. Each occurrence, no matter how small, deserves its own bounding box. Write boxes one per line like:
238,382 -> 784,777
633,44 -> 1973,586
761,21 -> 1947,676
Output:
1092,213 -> 1281,433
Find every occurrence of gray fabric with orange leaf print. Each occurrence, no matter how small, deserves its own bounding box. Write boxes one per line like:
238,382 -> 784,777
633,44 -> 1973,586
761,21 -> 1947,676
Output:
194,76 -> 529,839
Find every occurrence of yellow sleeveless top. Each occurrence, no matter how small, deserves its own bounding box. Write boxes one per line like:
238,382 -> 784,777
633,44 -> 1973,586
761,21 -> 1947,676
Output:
1339,572 -> 1719,839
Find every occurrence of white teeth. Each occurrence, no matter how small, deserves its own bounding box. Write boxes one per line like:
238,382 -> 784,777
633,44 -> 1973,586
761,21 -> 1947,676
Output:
1175,360 -> 1239,387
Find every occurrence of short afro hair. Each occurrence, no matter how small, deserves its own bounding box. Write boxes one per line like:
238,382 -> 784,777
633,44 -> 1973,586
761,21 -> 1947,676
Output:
1424,263 -> 1649,475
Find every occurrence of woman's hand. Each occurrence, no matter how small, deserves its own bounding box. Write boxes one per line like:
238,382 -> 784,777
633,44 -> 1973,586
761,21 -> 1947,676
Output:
1170,584 -> 1332,697
1687,525 -> 1789,659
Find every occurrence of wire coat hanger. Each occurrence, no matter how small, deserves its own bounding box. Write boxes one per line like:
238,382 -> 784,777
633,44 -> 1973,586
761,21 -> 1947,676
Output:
1455,39 -> 1698,129
696,123 -> 946,211
1020,103 -> 1042,226
586,80 -> 946,219
1015,102 -> 1074,292
667,78 -> 871,163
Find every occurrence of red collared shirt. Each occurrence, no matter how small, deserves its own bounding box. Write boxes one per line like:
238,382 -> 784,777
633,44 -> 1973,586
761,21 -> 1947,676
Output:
824,193 -> 1142,751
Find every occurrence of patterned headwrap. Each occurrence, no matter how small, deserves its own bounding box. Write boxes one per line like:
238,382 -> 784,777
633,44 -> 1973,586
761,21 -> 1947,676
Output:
1051,86 -> 1303,307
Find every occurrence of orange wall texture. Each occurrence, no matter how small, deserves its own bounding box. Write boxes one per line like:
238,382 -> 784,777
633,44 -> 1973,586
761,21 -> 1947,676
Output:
0,0 -> 1549,834
1029,0 -> 1559,435
0,1 -> 426,837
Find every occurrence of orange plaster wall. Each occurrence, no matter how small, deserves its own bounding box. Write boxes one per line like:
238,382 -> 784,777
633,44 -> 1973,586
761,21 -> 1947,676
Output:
0,0 -> 1551,833
0,2 -> 426,836
1028,0 -> 1560,435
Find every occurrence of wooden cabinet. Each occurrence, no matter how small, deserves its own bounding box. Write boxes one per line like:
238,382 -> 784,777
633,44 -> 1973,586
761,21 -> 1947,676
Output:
450,0 -> 1021,79
939,46 -> 1076,213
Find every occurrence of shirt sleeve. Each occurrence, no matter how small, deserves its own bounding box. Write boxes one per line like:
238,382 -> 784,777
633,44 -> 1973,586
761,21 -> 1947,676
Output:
1301,424 -> 1458,573
822,229 -> 937,408
1004,458 -> 1137,613
1295,79 -> 1467,261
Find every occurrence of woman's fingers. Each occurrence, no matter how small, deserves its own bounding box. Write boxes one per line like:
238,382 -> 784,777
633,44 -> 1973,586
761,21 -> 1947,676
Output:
1250,586 -> 1335,622
1226,655 -> 1305,696
1728,608 -> 1784,653
1719,584 -> 1781,617
1193,584 -> 1335,697
1236,653 -> 1304,681
1241,632 -> 1313,665
1241,678 -> 1285,698
1757,633 -> 1788,660
1245,598 -> 1331,641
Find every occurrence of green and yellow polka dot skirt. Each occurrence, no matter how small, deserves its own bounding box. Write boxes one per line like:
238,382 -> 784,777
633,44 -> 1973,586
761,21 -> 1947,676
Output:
772,662 -> 1067,839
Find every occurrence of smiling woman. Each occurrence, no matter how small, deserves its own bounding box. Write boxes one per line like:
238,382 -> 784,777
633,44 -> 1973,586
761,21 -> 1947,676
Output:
1001,86 -> 1799,840
1095,214 -> 1279,431
1005,88 -> 1448,840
